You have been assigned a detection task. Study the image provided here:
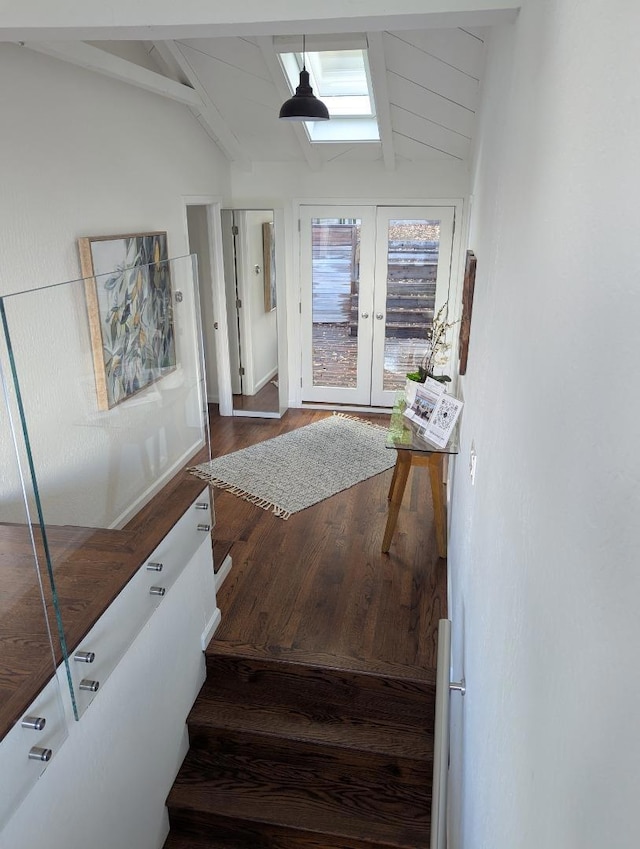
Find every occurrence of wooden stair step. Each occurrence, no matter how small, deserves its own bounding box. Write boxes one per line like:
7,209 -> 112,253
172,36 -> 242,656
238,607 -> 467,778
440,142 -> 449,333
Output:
387,281 -> 436,294
350,307 -> 433,318
163,834 -> 211,849
385,319 -> 432,327
185,730 -> 431,779
167,738 -> 430,849
206,643 -> 437,685
386,306 -> 432,314
165,810 -> 423,849
164,810 -> 425,849
187,687 -> 433,761
205,651 -> 436,724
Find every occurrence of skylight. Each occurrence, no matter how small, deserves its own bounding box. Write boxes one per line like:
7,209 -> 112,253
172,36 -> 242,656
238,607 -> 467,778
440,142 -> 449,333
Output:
279,47 -> 380,142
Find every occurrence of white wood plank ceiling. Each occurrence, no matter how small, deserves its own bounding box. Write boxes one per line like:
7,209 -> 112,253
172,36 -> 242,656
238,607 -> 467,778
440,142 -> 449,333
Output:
24,23 -> 487,169
169,27 -> 486,165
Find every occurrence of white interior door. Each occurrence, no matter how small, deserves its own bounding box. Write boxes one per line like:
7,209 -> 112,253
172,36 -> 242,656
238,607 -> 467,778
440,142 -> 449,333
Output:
300,205 -> 455,406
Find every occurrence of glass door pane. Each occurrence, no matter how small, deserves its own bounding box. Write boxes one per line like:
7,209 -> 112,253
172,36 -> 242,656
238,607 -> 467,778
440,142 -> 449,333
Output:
300,206 -> 376,405
371,207 -> 455,407
312,218 -> 360,388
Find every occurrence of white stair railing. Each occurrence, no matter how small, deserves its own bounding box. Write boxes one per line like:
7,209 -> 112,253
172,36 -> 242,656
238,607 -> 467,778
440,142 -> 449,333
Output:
430,619 -> 465,849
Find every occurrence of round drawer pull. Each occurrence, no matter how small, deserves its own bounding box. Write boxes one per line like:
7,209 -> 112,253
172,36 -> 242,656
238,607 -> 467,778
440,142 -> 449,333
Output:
149,586 -> 166,597
22,716 -> 46,731
79,679 -> 100,693
197,524 -> 211,532
195,502 -> 209,510
146,562 -> 164,572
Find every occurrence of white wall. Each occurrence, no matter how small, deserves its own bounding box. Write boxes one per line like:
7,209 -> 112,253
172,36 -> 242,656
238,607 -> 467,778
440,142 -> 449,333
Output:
229,159 -> 470,207
0,44 -> 230,527
447,2 -> 640,847
230,159 -> 470,405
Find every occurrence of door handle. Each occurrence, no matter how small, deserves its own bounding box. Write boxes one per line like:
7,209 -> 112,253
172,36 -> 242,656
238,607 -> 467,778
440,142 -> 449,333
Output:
361,312 -> 369,319
376,313 -> 384,320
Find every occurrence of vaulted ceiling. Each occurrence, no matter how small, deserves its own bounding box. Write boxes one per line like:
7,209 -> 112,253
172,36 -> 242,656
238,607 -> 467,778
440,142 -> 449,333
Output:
163,28 -> 486,167
15,1 -> 516,172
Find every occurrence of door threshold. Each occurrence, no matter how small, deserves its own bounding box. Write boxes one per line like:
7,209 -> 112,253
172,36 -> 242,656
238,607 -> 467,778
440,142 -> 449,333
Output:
301,402 -> 391,415
232,409 -> 282,419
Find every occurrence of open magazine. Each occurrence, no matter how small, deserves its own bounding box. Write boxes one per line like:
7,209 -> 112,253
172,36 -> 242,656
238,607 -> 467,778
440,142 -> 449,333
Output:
404,377 -> 463,448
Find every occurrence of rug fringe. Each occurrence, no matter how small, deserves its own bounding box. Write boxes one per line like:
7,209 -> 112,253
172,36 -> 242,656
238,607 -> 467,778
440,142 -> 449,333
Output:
331,411 -> 389,433
188,468 -> 292,520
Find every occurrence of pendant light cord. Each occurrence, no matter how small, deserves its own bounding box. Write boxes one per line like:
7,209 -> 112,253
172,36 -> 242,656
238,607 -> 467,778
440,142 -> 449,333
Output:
302,34 -> 306,71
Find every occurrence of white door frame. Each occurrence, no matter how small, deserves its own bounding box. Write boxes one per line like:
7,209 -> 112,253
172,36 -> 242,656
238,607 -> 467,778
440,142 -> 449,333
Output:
300,204 -> 377,405
233,210 -> 258,397
291,197 -> 466,409
182,196 -> 233,416
220,209 -> 242,395
370,205 -> 457,407
298,201 -> 459,407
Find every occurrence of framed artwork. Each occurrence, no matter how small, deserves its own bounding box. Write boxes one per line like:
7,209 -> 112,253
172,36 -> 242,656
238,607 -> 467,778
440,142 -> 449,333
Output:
79,231 -> 176,411
458,250 -> 477,375
262,221 -> 276,312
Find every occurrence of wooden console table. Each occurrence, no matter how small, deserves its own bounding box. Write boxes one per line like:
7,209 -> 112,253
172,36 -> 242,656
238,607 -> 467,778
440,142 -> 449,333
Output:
382,393 -> 459,559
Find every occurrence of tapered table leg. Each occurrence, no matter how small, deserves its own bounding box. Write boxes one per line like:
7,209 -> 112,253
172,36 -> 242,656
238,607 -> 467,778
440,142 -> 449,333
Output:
382,451 -> 412,553
428,453 -> 447,558
387,454 -> 400,501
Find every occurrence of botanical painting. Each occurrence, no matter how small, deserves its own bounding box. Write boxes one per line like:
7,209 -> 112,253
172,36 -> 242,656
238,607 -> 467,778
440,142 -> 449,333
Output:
263,221 -> 277,312
79,232 -> 176,411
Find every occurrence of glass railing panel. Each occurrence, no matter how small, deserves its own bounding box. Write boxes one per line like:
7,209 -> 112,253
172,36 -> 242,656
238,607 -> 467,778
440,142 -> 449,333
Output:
0,345 -> 69,827
0,254 -> 209,717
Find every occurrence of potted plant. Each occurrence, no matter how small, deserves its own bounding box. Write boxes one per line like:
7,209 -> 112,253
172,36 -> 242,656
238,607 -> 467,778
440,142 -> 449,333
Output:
406,303 -> 459,388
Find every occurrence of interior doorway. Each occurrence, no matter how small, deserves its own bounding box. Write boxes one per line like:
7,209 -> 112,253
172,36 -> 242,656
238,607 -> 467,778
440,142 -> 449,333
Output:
300,204 -> 456,407
184,200 -> 287,419
221,209 -> 282,418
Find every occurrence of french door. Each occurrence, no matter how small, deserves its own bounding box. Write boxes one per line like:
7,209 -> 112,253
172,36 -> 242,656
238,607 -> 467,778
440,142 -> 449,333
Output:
300,205 -> 456,406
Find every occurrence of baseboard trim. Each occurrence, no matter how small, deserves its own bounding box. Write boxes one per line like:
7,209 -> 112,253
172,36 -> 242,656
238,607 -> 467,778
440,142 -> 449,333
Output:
301,403 -> 391,414
214,553 -> 233,591
201,607 -> 221,651
232,409 -> 281,419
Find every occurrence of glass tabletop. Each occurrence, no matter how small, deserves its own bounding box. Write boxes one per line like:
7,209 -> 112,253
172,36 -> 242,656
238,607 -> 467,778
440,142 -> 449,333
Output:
386,390 -> 460,454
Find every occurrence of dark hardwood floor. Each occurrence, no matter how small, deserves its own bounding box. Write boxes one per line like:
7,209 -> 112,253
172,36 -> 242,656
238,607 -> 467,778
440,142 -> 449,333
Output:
164,406 -> 446,849
210,406 -> 445,672
0,403 -> 445,846
232,377 -> 279,413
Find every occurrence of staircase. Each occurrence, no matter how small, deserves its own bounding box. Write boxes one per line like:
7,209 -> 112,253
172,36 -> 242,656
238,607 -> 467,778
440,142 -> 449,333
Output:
163,647 -> 436,849
348,241 -> 439,340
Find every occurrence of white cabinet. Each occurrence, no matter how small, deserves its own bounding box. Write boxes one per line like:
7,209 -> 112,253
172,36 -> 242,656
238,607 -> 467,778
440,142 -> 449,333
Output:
70,488 -> 214,717
0,485 -> 219,846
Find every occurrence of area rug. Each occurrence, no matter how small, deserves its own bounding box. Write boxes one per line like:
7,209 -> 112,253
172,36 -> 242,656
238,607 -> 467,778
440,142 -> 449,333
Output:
190,413 -> 395,519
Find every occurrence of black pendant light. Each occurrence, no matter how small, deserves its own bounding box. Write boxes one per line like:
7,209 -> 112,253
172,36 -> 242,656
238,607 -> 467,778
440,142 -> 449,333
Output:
279,36 -> 330,122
